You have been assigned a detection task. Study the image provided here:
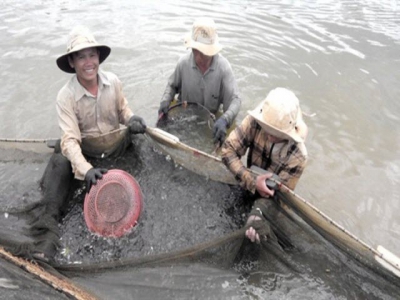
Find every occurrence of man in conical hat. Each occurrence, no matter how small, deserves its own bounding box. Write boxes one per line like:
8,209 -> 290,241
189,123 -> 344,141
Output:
222,87 -> 308,243
158,17 -> 242,147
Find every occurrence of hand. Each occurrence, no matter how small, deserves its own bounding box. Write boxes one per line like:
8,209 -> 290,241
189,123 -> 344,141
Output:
128,115 -> 147,134
85,168 -> 108,193
256,172 -> 275,198
158,100 -> 170,116
212,118 -> 228,146
245,215 -> 262,243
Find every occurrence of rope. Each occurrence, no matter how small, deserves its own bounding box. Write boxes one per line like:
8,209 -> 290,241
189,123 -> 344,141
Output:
55,228 -> 247,273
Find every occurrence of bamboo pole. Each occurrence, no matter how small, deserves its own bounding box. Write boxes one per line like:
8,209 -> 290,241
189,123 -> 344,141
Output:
0,247 -> 98,300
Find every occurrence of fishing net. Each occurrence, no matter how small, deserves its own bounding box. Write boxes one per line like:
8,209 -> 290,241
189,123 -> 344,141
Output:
157,102 -> 217,154
149,102 -> 238,185
0,130 -> 399,299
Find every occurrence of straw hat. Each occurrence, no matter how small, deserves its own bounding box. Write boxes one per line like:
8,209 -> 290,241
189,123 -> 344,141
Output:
248,88 -> 306,143
56,26 -> 111,73
184,18 -> 223,56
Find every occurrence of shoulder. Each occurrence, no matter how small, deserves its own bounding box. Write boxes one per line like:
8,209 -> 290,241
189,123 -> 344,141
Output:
289,141 -> 308,164
176,52 -> 192,67
214,54 -> 232,71
242,115 -> 261,130
56,77 -> 76,106
99,70 -> 120,84
232,115 -> 261,140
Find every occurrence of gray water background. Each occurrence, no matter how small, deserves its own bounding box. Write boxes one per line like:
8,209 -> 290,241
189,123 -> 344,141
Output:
0,0 -> 399,294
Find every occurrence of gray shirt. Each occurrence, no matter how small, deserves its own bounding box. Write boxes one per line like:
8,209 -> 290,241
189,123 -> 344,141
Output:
160,52 -> 241,126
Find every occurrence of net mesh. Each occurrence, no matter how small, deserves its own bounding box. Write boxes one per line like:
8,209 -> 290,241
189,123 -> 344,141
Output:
84,169 -> 143,237
157,102 -> 216,154
1,134 -> 399,299
148,102 -> 238,185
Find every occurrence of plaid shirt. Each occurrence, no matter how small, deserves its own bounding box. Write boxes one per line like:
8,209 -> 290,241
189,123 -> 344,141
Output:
221,115 -> 308,193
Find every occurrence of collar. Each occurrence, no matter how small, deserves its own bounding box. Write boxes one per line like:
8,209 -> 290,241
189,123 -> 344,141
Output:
189,51 -> 219,72
73,69 -> 110,102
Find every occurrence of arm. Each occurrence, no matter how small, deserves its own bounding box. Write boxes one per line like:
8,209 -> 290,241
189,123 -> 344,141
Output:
160,62 -> 182,106
56,92 -> 92,181
275,142 -> 307,190
221,116 -> 257,193
114,76 -> 134,126
219,58 -> 241,127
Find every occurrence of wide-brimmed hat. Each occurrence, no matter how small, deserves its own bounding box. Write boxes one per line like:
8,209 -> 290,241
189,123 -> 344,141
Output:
56,26 -> 111,73
248,88 -> 306,143
184,18 -> 223,56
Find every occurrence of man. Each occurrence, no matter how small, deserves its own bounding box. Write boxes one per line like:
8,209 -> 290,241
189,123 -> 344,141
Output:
29,26 -> 146,262
158,17 -> 241,146
221,88 -> 308,243
56,26 -> 146,185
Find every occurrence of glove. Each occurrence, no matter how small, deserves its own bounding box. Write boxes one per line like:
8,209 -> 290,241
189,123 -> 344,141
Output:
85,168 -> 108,193
158,100 -> 170,116
128,115 -> 147,134
213,118 -> 228,146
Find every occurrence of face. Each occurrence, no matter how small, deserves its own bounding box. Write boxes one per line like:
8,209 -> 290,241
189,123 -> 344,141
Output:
68,47 -> 99,85
192,49 -> 213,70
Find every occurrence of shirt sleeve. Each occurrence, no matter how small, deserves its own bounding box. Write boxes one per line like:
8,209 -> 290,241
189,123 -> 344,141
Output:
219,57 -> 241,127
276,143 -> 307,190
56,90 -> 92,181
221,116 -> 257,193
115,76 -> 134,126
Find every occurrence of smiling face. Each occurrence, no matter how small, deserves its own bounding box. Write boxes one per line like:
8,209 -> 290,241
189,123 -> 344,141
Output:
68,47 -> 100,87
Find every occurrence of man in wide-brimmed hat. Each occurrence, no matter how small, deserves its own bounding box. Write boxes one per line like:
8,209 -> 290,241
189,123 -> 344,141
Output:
56,26 -> 146,183
158,17 -> 242,146
24,26 -> 147,263
222,87 -> 308,243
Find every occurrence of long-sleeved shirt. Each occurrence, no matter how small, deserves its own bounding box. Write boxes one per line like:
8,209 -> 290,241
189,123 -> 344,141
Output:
56,70 -> 133,180
160,51 -> 241,126
221,115 -> 308,192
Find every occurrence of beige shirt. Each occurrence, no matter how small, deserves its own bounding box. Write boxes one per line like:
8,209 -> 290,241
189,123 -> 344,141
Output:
56,70 -> 133,180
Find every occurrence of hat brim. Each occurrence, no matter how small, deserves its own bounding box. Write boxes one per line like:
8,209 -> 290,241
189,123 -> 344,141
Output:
184,33 -> 222,56
248,103 -> 304,143
56,44 -> 111,73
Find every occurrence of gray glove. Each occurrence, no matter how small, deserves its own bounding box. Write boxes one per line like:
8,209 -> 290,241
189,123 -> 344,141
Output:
85,168 -> 108,193
128,115 -> 147,134
158,100 -> 170,116
213,118 -> 228,146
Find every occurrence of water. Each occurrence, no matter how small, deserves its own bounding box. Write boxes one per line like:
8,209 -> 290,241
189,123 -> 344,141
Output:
157,103 -> 217,154
0,0 -> 400,298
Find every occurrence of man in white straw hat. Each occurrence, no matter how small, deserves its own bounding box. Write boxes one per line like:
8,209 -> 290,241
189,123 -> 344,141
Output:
222,87 -> 308,244
22,26 -> 147,263
158,17 -> 242,146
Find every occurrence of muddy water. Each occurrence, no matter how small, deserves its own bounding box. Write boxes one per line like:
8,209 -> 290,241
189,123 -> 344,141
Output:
0,0 -> 400,299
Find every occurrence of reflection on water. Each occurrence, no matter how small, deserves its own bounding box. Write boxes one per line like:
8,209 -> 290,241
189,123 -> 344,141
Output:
1,0 -> 400,298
